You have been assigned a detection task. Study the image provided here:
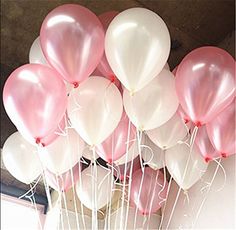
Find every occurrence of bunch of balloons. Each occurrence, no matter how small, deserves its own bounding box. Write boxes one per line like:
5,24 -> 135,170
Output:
2,4 -> 235,229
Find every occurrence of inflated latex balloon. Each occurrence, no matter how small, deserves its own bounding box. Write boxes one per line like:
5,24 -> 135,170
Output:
206,98 -> 235,158
175,46 -> 235,126
67,77 -> 123,146
29,36 -> 48,65
109,205 -> 161,229
161,155 -> 235,229
141,135 -> 165,170
2,132 -> 42,184
40,4 -> 104,86
177,105 -> 190,124
82,145 -> 99,161
105,8 -> 170,92
147,112 -> 188,150
130,167 -> 168,215
195,126 -> 219,162
40,129 -> 84,175
165,142 -> 208,190
96,112 -> 136,163
3,64 -> 67,145
45,163 -> 80,192
76,165 -> 114,210
123,69 -> 178,130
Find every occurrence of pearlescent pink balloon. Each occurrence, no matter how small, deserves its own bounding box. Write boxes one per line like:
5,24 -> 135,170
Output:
176,47 -> 235,126
206,98 -> 235,158
40,4 -> 104,87
96,112 -> 136,163
195,126 -> 219,162
130,167 -> 168,215
97,11 -> 120,88
45,163 -> 80,192
3,64 -> 67,144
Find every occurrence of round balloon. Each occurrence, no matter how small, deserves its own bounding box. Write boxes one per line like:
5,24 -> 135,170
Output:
2,132 -> 42,184
105,8 -> 170,92
123,69 -> 179,130
68,77 -> 123,146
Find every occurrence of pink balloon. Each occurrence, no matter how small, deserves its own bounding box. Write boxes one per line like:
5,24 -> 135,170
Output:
96,112 -> 136,163
130,167 -> 168,215
177,105 -> 190,124
195,126 -> 219,162
175,47 -> 235,126
45,163 -> 80,192
3,64 -> 67,144
206,98 -> 235,158
113,156 -> 141,181
40,4 -> 104,87
97,11 -> 120,88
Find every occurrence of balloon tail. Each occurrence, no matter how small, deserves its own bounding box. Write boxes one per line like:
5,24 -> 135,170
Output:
92,147 -> 98,230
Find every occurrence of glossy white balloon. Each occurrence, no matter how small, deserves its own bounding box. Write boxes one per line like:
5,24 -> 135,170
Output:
2,132 -> 42,184
68,77 -> 123,146
40,129 -> 84,174
162,155 -> 235,229
142,135 -> 165,170
76,165 -> 114,210
123,69 -> 179,130
165,142 -> 208,190
147,112 -> 188,150
29,36 -> 48,65
105,8 -> 170,92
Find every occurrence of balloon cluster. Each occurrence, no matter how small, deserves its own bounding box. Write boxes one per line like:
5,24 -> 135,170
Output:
2,4 -> 235,229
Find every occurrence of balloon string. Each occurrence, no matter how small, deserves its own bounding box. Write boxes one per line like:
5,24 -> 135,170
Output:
165,126 -> 199,229
92,147 -> 98,230
192,158 -> 222,228
159,176 -> 173,230
119,119 -> 131,230
56,178 -> 64,230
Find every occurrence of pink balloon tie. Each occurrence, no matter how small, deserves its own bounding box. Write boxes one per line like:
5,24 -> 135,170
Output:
73,82 -> 79,88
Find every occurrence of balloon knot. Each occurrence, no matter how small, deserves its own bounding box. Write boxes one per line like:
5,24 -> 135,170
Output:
195,121 -> 202,127
110,75 -> 116,83
107,159 -> 112,164
35,138 -> 41,145
184,119 -> 189,124
205,157 -> 211,163
73,82 -> 79,88
221,153 -> 227,158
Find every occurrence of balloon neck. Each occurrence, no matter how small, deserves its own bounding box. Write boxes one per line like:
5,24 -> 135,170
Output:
130,90 -> 135,96
73,82 -> 79,88
221,152 -> 227,158
205,157 -> 211,163
35,138 -> 45,147
184,119 -> 189,124
110,75 -> 116,83
195,121 -> 202,127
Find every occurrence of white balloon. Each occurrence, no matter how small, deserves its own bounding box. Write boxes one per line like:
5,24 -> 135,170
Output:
76,165 -> 114,210
29,36 -> 48,65
123,69 -> 179,130
105,8 -> 170,92
142,135 -> 165,170
147,112 -> 188,150
162,155 -> 235,229
109,205 -> 161,229
40,129 -> 84,174
2,132 -> 42,184
82,145 -> 99,161
165,142 -> 208,190
68,77 -> 123,146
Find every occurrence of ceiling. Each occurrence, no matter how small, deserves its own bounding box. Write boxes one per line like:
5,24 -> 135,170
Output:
0,0 -> 235,195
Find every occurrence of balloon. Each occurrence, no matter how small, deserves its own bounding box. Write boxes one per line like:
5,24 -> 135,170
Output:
105,8 -> 170,92
177,105 -> 190,124
147,112 -> 188,150
40,4 -> 104,87
2,132 -> 42,184
29,36 -> 48,65
67,77 -> 123,146
161,155 -> 235,229
97,11 -> 120,87
206,98 -> 235,158
96,112 -> 136,163
109,205 -> 161,229
165,142 -> 208,190
195,126 -> 219,162
3,64 -> 67,144
76,165 -> 114,210
130,167 -> 168,215
123,69 -> 179,130
82,145 -> 99,161
45,163 -> 80,192
113,156 -> 141,181
141,135 -> 165,170
175,46 -> 235,126
40,129 -> 84,174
